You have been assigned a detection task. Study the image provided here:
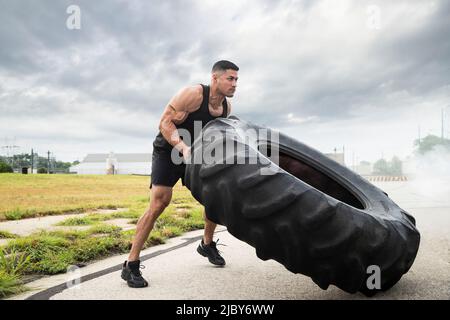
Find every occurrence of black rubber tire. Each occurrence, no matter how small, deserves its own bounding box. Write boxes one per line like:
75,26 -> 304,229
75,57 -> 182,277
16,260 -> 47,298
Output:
184,116 -> 420,296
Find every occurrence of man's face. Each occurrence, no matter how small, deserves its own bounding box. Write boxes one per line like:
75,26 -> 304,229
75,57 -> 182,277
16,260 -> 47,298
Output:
214,69 -> 238,97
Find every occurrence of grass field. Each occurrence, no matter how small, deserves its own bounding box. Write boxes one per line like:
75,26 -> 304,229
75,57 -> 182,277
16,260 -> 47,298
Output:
0,173 -> 151,220
0,173 -> 204,298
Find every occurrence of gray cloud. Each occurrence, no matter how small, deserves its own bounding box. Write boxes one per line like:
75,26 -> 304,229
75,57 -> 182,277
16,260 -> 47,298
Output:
0,0 -> 448,162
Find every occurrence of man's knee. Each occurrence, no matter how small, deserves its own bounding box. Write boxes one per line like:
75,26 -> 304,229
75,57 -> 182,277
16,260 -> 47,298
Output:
152,198 -> 170,213
150,187 -> 172,212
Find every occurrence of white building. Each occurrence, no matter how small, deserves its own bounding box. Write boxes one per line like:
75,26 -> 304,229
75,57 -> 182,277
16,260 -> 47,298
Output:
324,152 -> 345,166
352,162 -> 372,175
70,152 -> 151,175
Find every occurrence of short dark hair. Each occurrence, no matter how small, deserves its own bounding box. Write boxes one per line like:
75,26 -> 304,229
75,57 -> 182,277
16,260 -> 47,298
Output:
212,60 -> 239,73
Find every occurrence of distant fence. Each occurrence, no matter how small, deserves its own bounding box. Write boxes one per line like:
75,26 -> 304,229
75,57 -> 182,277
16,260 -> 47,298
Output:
363,175 -> 408,182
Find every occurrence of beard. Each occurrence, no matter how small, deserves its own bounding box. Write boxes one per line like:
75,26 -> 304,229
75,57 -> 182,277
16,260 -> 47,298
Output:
225,88 -> 236,97
218,85 -> 236,97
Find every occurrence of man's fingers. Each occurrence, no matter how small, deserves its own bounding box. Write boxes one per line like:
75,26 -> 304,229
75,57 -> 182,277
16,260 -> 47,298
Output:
182,147 -> 191,163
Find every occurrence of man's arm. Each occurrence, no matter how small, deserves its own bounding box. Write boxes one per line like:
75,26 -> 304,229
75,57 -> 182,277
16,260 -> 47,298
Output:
159,85 -> 203,155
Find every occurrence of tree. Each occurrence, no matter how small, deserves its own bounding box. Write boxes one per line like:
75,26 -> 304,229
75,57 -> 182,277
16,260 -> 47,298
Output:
373,158 -> 389,175
1,153 -> 76,173
0,159 -> 13,173
390,156 -> 402,175
54,160 -> 72,172
37,168 -> 47,174
372,156 -> 403,175
414,135 -> 450,155
12,153 -> 32,167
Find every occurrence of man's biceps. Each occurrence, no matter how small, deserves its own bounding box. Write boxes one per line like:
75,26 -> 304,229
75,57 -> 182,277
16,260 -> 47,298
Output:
168,96 -> 186,112
164,100 -> 182,114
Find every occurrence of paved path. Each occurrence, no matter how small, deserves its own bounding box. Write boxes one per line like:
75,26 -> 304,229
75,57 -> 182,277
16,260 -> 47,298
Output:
0,208 -> 129,238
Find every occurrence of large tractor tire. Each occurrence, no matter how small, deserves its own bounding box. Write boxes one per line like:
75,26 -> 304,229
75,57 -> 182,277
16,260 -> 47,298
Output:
184,116 -> 420,296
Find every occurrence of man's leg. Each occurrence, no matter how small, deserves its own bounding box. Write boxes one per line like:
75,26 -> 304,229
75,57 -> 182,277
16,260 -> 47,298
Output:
128,185 -> 173,261
121,185 -> 172,287
197,209 -> 226,266
203,209 -> 217,245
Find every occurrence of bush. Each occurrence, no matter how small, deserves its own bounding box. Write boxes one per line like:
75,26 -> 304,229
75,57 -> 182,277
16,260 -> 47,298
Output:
0,160 -> 13,173
37,168 -> 47,174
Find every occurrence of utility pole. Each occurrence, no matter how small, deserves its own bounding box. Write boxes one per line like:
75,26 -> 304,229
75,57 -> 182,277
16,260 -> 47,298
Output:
343,145 -> 345,166
352,151 -> 355,171
31,149 -> 34,174
47,151 -> 51,174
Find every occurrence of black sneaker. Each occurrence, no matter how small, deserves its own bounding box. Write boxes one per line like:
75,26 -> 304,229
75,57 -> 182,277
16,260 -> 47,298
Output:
197,239 -> 226,266
121,260 -> 149,288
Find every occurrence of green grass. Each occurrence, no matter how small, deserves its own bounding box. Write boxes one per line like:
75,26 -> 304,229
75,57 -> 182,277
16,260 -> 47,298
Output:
0,174 -> 150,221
104,210 -> 141,220
56,217 -> 97,226
4,208 -> 31,221
55,210 -> 142,227
0,248 -> 30,298
0,248 -> 30,275
128,218 -> 139,225
3,206 -> 120,221
0,270 -> 27,298
0,230 -> 18,239
0,177 -> 204,298
2,203 -> 204,278
87,224 -> 122,235
0,194 -> 204,297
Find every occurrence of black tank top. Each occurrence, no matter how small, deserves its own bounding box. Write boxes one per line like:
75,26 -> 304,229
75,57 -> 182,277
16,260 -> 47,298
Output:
153,84 -> 228,152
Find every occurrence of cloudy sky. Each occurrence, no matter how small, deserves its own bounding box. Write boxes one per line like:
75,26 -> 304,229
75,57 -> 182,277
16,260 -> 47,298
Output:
0,0 -> 449,165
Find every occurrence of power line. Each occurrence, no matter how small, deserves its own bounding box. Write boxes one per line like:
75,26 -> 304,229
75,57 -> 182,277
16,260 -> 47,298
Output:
1,137 -> 20,166
1,138 -> 19,156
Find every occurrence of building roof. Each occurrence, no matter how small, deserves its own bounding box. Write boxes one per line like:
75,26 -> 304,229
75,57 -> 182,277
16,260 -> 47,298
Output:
82,153 -> 151,163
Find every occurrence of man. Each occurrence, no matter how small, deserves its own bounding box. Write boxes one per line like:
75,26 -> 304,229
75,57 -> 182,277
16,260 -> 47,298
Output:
121,60 -> 239,288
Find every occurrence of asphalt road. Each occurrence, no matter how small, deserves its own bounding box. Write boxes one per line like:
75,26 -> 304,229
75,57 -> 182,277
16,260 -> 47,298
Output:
9,181 -> 450,300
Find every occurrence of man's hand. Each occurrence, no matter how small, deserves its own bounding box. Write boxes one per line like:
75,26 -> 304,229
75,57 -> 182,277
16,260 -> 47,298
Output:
182,145 -> 191,163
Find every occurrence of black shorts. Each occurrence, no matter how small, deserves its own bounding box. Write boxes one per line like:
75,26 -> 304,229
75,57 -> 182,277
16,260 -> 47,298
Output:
149,149 -> 186,189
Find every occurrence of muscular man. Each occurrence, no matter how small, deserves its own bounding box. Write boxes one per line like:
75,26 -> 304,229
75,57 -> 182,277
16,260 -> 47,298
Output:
121,60 -> 239,288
